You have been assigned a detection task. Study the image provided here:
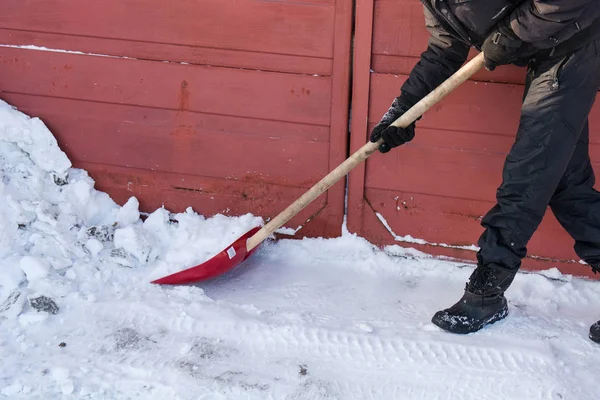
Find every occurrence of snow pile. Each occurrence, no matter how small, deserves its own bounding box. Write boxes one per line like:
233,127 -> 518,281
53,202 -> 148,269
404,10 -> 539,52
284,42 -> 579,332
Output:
0,102 -> 71,174
0,98 -> 262,289
1,99 -> 600,399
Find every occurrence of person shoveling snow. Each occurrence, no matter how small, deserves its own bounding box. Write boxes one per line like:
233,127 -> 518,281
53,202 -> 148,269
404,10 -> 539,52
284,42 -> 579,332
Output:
370,0 -> 600,339
1,92 -> 600,398
144,1 -> 600,344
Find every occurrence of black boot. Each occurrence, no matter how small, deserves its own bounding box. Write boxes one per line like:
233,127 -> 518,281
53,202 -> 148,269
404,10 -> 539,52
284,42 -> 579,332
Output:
431,264 -> 517,334
590,321 -> 600,344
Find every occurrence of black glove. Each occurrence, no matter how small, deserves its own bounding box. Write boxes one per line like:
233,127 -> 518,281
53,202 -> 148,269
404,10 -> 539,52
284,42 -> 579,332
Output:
482,21 -> 523,71
370,97 -> 416,153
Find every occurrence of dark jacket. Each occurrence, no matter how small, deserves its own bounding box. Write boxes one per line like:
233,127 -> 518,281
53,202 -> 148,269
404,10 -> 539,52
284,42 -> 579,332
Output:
400,0 -> 600,106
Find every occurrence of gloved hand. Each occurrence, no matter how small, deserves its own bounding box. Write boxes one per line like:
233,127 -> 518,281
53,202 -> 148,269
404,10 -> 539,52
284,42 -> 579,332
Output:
370,97 -> 416,153
482,21 -> 523,71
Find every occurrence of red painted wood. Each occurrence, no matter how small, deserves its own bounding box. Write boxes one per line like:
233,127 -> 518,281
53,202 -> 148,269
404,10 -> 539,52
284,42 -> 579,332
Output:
371,0 -> 529,85
372,0 -> 426,57
369,74 -> 524,136
78,162 -> 331,235
369,76 -> 600,168
0,0 -> 354,239
365,187 -> 583,259
358,199 -> 598,278
325,0 -> 355,232
372,53 -> 529,86
3,94 -> 330,188
347,0 -> 376,236
0,48 -> 331,126
0,28 -> 333,76
0,0 -> 335,59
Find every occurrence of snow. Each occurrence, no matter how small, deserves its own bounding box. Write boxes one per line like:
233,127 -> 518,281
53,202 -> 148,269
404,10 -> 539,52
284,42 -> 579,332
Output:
1,382 -> 23,397
18,311 -> 49,326
51,367 -> 74,395
114,225 -> 156,264
0,44 -> 203,67
0,44 -> 137,60
275,227 -> 298,235
0,102 -> 70,174
116,197 -> 140,228
84,238 -> 103,258
0,98 -> 600,399
19,256 -> 50,281
376,212 -> 480,252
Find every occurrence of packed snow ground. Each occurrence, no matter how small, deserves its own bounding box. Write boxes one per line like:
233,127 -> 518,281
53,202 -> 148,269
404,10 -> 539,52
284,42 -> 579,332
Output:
1,98 -> 600,400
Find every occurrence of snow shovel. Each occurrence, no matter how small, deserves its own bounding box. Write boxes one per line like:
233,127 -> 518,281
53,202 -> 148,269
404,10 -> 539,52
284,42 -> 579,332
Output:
151,53 -> 486,285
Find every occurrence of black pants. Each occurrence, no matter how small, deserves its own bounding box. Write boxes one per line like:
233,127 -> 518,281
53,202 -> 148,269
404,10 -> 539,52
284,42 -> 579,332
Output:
477,39 -> 600,271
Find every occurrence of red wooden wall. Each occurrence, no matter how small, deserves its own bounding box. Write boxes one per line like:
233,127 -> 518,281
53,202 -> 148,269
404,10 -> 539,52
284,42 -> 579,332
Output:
0,0 -> 353,238
348,0 -> 600,277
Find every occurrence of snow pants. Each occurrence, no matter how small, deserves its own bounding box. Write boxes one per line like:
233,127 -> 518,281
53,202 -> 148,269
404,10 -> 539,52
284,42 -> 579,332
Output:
477,39 -> 600,271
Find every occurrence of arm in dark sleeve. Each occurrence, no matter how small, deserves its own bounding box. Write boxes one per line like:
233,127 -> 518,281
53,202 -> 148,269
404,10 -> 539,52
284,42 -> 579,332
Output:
509,0 -> 599,43
400,7 -> 470,106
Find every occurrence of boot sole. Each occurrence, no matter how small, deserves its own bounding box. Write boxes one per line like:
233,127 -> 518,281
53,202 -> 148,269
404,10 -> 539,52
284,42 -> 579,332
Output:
431,307 -> 509,335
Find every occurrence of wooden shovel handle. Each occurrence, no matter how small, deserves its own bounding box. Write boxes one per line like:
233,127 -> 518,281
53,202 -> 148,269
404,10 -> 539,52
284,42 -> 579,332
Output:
246,53 -> 485,251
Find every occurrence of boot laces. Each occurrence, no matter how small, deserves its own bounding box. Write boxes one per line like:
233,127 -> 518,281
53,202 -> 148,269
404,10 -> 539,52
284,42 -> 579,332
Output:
468,266 -> 500,295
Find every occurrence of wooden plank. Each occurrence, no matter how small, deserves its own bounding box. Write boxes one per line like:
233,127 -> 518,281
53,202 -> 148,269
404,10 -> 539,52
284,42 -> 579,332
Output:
365,129 -> 508,201
0,47 -> 332,126
365,186 -> 590,263
371,0 -> 527,83
3,94 -> 330,189
3,93 -> 330,144
357,198 -> 596,277
369,73 -> 600,144
365,73 -> 600,213
371,53 -> 529,85
0,29 -> 333,76
372,0 -> 427,58
0,0 -> 335,59
324,0 -> 355,235
366,130 -> 600,198
347,0 -> 376,235
79,162 -> 329,232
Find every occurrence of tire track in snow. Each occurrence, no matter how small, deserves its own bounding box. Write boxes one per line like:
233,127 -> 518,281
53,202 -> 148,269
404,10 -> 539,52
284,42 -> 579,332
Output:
166,317 -> 554,376
90,304 -> 564,399
87,349 -> 559,400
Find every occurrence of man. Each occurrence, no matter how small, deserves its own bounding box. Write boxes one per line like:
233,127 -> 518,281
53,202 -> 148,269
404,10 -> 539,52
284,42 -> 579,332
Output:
370,0 -> 600,342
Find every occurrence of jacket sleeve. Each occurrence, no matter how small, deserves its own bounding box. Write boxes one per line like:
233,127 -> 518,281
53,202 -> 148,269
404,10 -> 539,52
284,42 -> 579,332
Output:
400,6 -> 470,106
509,0 -> 598,43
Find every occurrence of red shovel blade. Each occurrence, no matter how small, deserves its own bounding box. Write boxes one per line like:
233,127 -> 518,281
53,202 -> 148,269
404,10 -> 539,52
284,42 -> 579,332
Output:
151,227 -> 261,285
